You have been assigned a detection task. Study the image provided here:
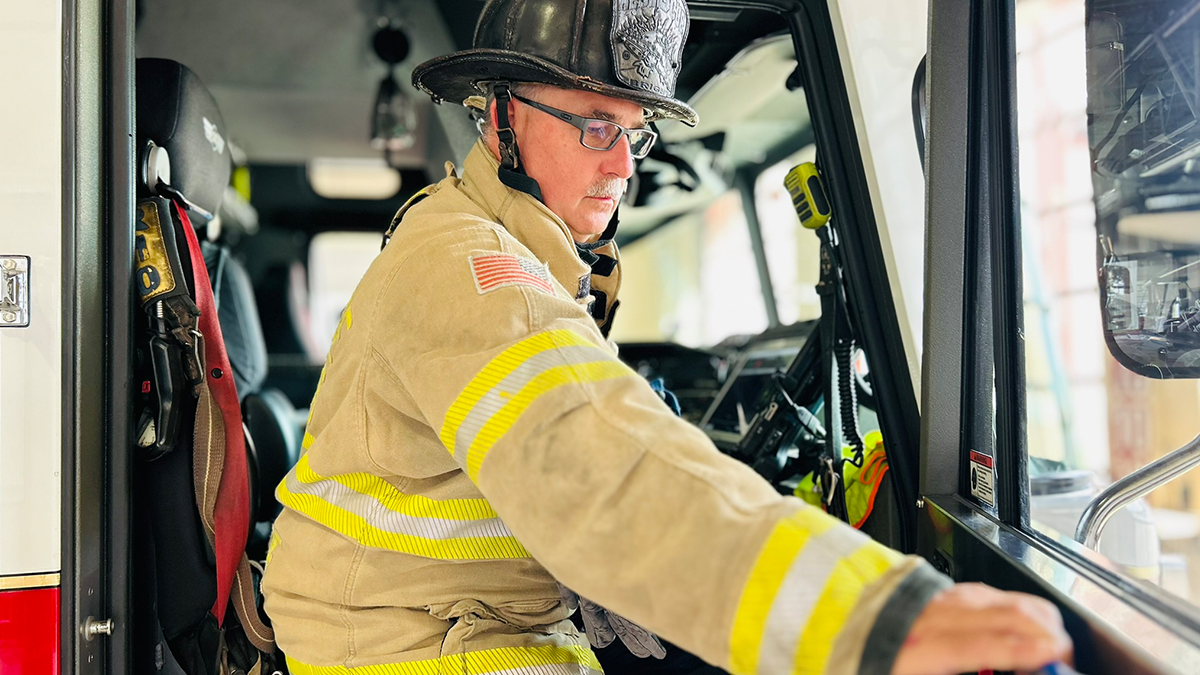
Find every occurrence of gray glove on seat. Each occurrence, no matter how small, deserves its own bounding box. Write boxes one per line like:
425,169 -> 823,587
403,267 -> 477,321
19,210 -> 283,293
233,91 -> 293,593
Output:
559,584 -> 667,659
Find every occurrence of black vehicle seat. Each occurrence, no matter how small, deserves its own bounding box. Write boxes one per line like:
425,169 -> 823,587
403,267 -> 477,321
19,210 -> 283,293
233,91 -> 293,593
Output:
255,261 -> 321,444
243,389 -> 303,524
202,241 -> 303,532
203,243 -> 267,400
134,57 -> 295,674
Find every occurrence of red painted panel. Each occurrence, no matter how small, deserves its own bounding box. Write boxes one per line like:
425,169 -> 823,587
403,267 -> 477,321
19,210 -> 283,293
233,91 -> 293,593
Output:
0,586 -> 60,674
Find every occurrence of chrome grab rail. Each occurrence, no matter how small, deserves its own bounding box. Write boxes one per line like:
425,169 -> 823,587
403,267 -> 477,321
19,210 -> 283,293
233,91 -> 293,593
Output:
1075,432 -> 1200,549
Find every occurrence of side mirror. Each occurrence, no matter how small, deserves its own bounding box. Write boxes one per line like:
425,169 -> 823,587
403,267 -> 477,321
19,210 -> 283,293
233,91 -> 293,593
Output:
1086,2 -> 1200,377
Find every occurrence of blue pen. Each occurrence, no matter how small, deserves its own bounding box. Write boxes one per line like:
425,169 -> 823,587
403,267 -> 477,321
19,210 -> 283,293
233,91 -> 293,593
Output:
1039,663 -> 1081,675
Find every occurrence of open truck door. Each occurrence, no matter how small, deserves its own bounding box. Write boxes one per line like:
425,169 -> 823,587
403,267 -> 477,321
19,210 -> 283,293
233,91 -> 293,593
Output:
920,0 -> 1200,672
0,0 -> 133,671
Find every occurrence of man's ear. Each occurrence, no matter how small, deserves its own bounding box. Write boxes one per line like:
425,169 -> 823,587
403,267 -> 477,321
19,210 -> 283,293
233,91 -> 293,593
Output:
488,98 -> 519,130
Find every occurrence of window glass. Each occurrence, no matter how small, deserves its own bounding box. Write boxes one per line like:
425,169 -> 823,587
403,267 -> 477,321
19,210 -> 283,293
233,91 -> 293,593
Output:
756,146 -> 823,326
611,189 -> 768,346
829,0 -> 928,372
1017,0 -> 1200,605
307,231 -> 382,355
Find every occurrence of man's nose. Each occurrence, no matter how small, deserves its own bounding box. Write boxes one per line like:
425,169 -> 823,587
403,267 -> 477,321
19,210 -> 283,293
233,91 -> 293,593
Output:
601,136 -> 635,179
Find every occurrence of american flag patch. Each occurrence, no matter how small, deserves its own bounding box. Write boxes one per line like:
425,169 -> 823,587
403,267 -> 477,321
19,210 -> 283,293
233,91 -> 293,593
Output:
470,254 -> 555,296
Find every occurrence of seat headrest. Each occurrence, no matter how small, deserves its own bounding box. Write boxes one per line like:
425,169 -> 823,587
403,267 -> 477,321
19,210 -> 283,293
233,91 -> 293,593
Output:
136,58 -> 231,217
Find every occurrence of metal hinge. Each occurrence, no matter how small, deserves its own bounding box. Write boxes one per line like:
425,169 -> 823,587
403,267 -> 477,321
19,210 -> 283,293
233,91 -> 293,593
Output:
0,256 -> 30,328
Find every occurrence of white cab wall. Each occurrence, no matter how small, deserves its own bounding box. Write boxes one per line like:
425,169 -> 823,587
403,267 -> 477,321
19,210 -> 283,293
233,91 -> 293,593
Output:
827,0 -> 928,400
0,0 -> 63,577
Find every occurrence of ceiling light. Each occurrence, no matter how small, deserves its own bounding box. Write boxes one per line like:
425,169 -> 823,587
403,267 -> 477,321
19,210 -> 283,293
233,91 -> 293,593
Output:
307,157 -> 402,200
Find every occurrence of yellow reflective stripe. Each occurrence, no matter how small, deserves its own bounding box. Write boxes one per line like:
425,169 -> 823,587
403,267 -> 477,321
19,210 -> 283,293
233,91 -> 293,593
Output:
464,359 -> 632,481
305,308 -> 351,440
277,454 -> 531,559
793,542 -> 900,675
729,508 -> 836,675
285,645 -> 602,675
291,454 -> 500,521
302,432 -> 315,450
265,530 -> 280,565
440,329 -> 598,455
277,477 -> 530,560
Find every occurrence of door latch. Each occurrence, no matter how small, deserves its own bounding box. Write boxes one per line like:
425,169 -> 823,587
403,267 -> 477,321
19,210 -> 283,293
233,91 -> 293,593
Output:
0,256 -> 30,328
83,616 -> 114,640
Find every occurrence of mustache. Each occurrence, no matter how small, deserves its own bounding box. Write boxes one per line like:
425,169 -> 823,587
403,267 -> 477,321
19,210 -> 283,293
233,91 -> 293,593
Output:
586,177 -> 626,200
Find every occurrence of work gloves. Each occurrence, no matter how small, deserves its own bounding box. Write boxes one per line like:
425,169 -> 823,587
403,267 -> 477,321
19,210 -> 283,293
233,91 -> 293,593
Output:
559,585 -> 667,659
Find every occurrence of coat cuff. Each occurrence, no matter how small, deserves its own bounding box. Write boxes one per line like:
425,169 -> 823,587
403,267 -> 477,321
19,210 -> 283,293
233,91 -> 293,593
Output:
858,562 -> 953,675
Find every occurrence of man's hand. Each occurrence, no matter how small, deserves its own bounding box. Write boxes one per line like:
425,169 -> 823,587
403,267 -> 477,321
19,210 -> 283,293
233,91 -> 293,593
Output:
892,583 -> 1073,675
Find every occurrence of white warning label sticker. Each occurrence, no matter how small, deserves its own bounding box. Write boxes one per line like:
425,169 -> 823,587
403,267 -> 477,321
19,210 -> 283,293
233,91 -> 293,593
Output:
969,450 -> 995,507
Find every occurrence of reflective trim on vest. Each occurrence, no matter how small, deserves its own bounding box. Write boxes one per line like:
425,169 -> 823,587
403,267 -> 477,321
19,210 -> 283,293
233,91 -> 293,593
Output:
440,330 -> 635,481
728,507 -> 904,675
285,645 -> 603,675
276,453 -> 532,560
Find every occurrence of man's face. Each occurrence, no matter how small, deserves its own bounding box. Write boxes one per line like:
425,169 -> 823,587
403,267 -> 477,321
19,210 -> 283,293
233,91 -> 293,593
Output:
493,86 -> 646,243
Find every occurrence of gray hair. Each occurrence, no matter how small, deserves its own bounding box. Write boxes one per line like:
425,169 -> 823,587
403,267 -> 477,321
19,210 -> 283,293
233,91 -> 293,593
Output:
477,82 -> 550,139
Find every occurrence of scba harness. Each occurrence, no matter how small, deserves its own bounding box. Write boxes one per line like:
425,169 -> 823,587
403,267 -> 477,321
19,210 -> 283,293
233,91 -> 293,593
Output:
133,57 -> 277,675
134,191 -> 277,674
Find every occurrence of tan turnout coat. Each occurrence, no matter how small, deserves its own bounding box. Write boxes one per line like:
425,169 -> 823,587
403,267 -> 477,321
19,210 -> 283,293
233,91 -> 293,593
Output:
261,141 -> 949,675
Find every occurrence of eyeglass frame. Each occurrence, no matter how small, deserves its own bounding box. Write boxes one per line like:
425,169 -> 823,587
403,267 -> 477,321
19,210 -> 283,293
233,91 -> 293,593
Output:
510,94 -> 658,159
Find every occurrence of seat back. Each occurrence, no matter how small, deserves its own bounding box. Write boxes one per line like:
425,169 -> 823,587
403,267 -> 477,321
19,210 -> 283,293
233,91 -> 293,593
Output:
134,58 -> 285,675
203,242 -> 268,400
204,241 -> 303,536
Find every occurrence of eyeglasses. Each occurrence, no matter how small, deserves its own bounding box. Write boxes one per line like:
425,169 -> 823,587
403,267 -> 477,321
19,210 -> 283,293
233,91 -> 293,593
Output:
512,94 -> 658,159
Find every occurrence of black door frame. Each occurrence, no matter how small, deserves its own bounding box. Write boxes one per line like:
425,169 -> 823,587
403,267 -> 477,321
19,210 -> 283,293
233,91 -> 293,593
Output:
62,0 -> 136,671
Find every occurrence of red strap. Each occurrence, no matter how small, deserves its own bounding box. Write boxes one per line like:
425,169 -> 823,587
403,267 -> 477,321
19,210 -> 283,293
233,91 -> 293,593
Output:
175,203 -> 249,626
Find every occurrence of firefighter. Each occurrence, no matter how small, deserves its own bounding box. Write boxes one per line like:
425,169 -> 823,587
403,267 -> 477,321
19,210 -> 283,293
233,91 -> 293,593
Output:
260,0 -> 1073,673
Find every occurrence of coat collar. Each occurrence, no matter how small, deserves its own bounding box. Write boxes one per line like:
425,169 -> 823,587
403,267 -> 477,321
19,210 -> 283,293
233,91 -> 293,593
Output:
458,141 -> 593,301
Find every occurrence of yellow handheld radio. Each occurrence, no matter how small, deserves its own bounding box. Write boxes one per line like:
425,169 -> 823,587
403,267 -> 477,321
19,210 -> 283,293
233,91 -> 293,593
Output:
783,162 -> 831,230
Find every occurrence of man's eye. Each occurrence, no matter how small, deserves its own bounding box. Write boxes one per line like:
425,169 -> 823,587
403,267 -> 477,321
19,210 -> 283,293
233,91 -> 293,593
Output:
586,122 -> 616,142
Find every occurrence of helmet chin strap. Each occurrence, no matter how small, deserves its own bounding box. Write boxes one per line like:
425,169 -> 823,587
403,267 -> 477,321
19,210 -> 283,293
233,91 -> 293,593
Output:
492,83 -> 545,203
575,208 -> 620,264
493,83 -> 621,263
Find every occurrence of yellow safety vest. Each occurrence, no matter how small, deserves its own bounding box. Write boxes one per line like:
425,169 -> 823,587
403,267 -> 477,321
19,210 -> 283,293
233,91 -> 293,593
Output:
796,430 -> 890,529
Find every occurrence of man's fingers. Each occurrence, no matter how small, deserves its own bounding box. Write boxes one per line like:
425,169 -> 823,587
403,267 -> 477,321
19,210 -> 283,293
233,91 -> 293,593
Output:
895,630 -> 1072,675
916,596 -> 1065,640
892,584 -> 1073,675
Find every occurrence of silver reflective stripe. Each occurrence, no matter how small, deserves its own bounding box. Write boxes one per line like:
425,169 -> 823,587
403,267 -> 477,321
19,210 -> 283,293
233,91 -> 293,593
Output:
284,470 -> 517,543
486,666 -> 602,675
755,529 -> 864,675
451,344 -> 613,465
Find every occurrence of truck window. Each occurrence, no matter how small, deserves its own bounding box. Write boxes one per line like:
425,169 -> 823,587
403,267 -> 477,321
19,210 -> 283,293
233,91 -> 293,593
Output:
1017,0 -> 1200,608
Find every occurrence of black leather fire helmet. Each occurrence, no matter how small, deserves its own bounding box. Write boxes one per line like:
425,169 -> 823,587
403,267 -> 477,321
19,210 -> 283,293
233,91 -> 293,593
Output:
412,0 -> 698,127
